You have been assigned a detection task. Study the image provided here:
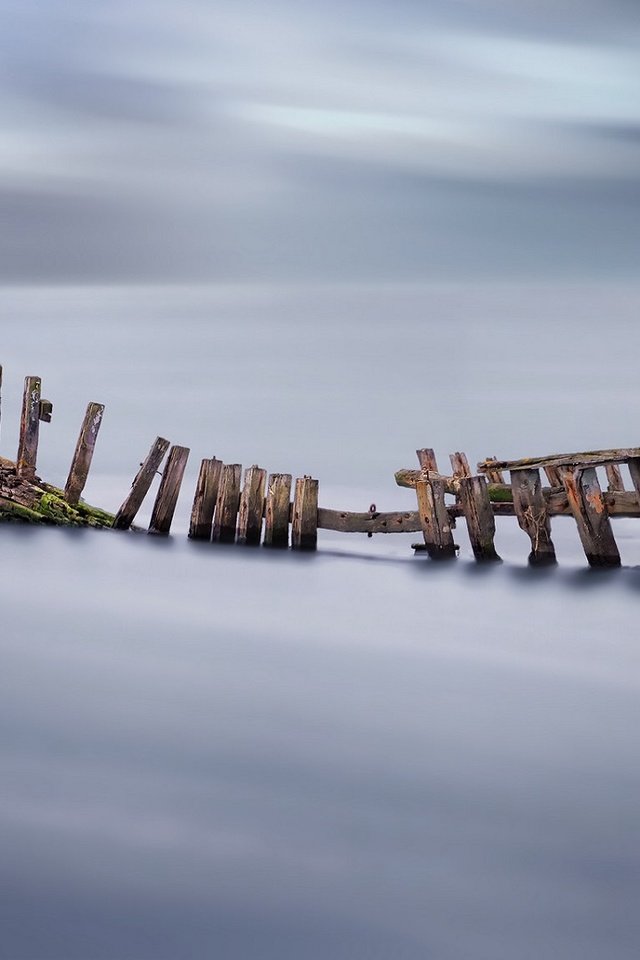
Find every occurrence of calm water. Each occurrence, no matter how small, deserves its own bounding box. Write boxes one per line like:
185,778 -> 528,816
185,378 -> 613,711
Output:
1,283 -> 640,959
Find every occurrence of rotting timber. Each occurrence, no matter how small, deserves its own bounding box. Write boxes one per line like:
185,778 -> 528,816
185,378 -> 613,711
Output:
1,368 -> 640,567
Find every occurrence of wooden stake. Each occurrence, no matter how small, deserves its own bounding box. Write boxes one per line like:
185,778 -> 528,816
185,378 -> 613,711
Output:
482,457 -> 505,484
264,473 -> 292,547
605,463 -> 625,492
458,475 -> 501,561
562,467 -> 620,567
628,458 -> 640,506
543,466 -> 563,487
450,451 -> 471,478
212,464 -> 242,543
188,458 -> 222,540
292,476 -> 319,550
237,465 -> 267,545
510,468 -> 556,565
64,402 -> 104,505
416,448 -> 438,471
148,445 -> 190,535
16,376 -> 41,479
114,436 -> 170,530
415,478 -> 456,559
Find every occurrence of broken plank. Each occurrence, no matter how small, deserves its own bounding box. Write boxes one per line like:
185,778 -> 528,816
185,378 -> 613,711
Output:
64,402 -> 105,505
114,436 -> 171,530
480,448 -> 640,472
148,445 -> 190,535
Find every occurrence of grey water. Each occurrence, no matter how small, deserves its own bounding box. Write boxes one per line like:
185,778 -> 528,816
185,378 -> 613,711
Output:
2,282 -> 640,959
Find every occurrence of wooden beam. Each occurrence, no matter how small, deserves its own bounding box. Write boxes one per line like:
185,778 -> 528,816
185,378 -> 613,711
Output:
317,507 -> 421,534
450,451 -> 471,478
148,445 -> 190,535
605,463 -> 625,492
415,478 -> 456,559
416,448 -> 438,471
510,468 -> 556,565
16,376 -> 41,479
458,475 -> 501,561
480,448 -> 640,473
292,476 -> 318,550
212,464 -> 242,543
627,457 -> 640,506
237,465 -> 267,545
264,473 -> 292,547
113,436 -> 170,530
481,457 -> 505,484
64,402 -> 105,505
188,457 -> 222,540
562,467 -> 620,567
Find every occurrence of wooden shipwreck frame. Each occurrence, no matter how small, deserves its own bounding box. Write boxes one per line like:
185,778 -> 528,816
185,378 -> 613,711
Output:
1,368 -> 639,568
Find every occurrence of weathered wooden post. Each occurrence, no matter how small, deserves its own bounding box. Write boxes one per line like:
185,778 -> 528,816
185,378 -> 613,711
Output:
237,465 -> 267,545
292,476 -> 318,550
64,402 -> 104,505
415,478 -> 456,559
458,475 -> 501,561
450,452 -> 471,479
212,464 -> 242,543
114,436 -> 171,530
416,448 -> 439,471
562,467 -> 620,567
148,445 -> 190,535
264,473 -> 292,548
189,458 -> 222,540
627,458 -> 640,505
605,464 -> 625,492
16,376 -> 41,479
510,469 -> 556,565
0,364 -> 3,443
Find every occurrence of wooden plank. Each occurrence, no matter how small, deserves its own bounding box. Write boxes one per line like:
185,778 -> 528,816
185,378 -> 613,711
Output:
113,436 -> 171,530
64,402 -> 105,505
38,399 -> 53,422
0,364 -> 2,441
605,463 -> 625,492
510,469 -> 556,565
212,464 -> 242,543
16,376 -> 41,479
237,465 -> 267,545
415,478 -> 456,559
449,452 -> 471,478
562,467 -> 620,567
543,465 -> 563,486
416,448 -> 438,471
318,508 -> 421,534
481,457 -> 505,484
628,458 -> 640,505
188,457 -> 222,540
292,476 -> 319,550
148,445 -> 190,535
264,473 -> 292,547
480,448 -> 640,473
457,475 -> 501,561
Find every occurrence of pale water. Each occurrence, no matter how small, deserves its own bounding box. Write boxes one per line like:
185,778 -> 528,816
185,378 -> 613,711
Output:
1,283 -> 639,959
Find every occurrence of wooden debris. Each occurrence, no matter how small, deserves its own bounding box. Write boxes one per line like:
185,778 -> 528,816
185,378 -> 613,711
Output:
416,448 -> 439,471
148,445 -> 190,535
212,463 -> 242,543
450,451 -> 471,478
480,448 -> 640,472
114,436 -> 170,530
562,467 -> 620,567
543,465 -> 563,487
482,457 -> 505,484
458,475 -> 501,561
292,476 -> 318,550
415,478 -> 456,559
39,400 -> 53,423
188,457 -> 222,540
605,463 -> 625,492
626,458 -> 640,505
64,402 -> 104,505
317,508 -> 421,534
510,468 -> 556,565
237,465 -> 267,545
264,473 -> 292,547
16,376 -> 41,480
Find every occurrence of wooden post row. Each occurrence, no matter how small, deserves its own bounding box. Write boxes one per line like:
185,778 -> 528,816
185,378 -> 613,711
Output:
64,402 -> 105,505
113,437 -> 171,530
189,458 -> 222,540
148,445 -> 190,535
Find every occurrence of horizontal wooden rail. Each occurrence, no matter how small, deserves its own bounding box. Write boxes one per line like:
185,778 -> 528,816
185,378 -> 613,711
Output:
479,448 -> 640,473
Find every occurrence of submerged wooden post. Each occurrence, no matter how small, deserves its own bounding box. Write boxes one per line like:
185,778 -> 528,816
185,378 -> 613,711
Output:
415,478 -> 456,559
562,467 -> 620,567
64,402 -> 104,505
264,473 -> 292,548
113,436 -> 170,530
148,445 -> 190,535
510,469 -> 556,565
188,458 -> 222,540
212,464 -> 242,543
237,465 -> 267,545
458,475 -> 501,561
292,476 -> 319,550
16,376 -> 41,479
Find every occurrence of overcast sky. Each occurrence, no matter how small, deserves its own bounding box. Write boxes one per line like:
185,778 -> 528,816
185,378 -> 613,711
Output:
1,0 -> 639,282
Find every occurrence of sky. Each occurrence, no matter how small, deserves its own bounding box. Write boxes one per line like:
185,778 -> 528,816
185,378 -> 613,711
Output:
1,0 -> 639,282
